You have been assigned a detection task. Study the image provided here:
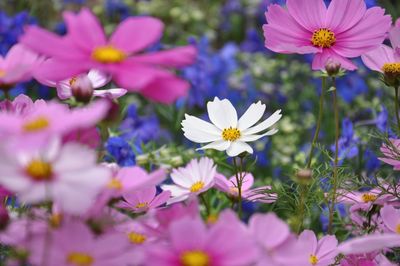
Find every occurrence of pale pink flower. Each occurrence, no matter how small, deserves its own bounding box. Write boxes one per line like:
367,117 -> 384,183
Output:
0,139 -> 111,214
381,205 -> 400,234
117,186 -> 171,213
338,233 -> 400,255
20,8 -> 197,103
215,172 -> 277,203
378,139 -> 400,170
161,157 -> 216,204
336,188 -> 393,210
0,44 -> 42,87
263,0 -> 391,70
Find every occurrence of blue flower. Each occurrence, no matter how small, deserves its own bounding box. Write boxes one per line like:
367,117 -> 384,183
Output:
105,0 -> 131,20
330,118 -> 359,164
336,71 -> 367,103
105,137 -> 137,167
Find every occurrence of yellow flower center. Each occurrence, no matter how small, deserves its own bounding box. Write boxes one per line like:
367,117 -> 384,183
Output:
180,251 -> 210,266
135,202 -> 149,209
309,254 -> 318,265
222,127 -> 241,141
107,178 -> 123,190
396,224 -> 400,234
91,45 -> 126,64
311,28 -> 336,48
190,181 -> 204,193
49,213 -> 63,228
67,252 -> 94,266
382,63 -> 400,76
361,193 -> 377,203
128,231 -> 147,244
229,187 -> 239,195
0,69 -> 6,77
25,160 -> 53,181
69,77 -> 77,86
206,214 -> 218,224
23,116 -> 50,132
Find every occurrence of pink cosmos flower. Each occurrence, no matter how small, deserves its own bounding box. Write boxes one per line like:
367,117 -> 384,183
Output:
381,205 -> 400,234
0,139 -> 111,214
20,8 -> 197,103
263,0 -> 391,70
340,253 -> 396,266
62,127 -> 101,149
0,94 -> 45,115
161,157 -> 216,204
0,44 -> 42,88
338,233 -> 400,255
145,215 -> 258,266
215,172 -> 277,203
336,188 -> 393,211
0,99 -> 109,147
40,69 -> 127,101
378,139 -> 400,170
29,220 -> 134,266
117,186 -> 171,213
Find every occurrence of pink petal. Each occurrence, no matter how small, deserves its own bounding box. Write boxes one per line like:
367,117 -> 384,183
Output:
326,0 -> 366,33
87,69 -> 110,88
93,88 -> 127,99
139,75 -> 190,104
316,235 -> 338,259
381,205 -> 400,233
110,17 -> 164,54
149,190 -> 171,208
298,230 -> 318,254
361,45 -> 395,73
263,5 -> 318,54
63,8 -> 106,52
334,7 -> 392,58
338,234 -> 400,254
131,46 -> 197,68
312,49 -> 357,71
34,58 -> 90,82
56,80 -> 73,100
389,27 -> 400,50
169,217 -> 207,252
287,0 -> 326,31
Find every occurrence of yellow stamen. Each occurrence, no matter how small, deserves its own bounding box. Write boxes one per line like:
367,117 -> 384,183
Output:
206,214 -> 218,224
361,193 -> 377,203
25,160 -> 53,181
23,116 -> 50,132
396,224 -> 400,234
311,28 -> 336,48
66,252 -> 94,266
49,213 -> 63,228
180,251 -> 210,266
222,127 -> 241,141
135,202 -> 149,209
382,63 -> 400,76
107,178 -> 123,190
309,254 -> 318,265
128,231 -> 147,244
190,181 -> 204,193
91,45 -> 126,64
229,187 -> 239,195
69,77 -> 77,86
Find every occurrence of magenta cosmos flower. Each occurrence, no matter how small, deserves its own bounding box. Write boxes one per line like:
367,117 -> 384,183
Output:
263,0 -> 391,70
0,44 -> 42,88
145,216 -> 258,266
20,8 -> 197,103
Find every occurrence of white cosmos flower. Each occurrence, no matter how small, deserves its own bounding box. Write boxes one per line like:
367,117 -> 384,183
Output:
182,97 -> 282,157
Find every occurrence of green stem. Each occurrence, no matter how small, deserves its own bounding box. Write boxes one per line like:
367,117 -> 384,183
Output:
297,184 -> 308,233
395,86 -> 400,133
307,76 -> 326,169
232,157 -> 242,218
328,77 -> 339,234
199,193 -> 210,216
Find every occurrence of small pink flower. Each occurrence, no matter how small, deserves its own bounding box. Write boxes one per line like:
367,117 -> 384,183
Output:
337,188 -> 392,211
381,205 -> 400,234
0,44 -> 42,88
161,157 -> 216,204
215,172 -> 277,203
145,215 -> 258,266
263,0 -> 391,70
378,139 -> 400,170
20,8 -> 197,103
117,186 -> 171,213
0,139 -> 111,214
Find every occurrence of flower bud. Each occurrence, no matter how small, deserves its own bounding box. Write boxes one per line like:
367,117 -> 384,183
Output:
71,75 -> 94,103
296,168 -> 312,184
325,61 -> 341,76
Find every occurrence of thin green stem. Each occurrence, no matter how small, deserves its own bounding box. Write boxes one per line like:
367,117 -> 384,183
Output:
199,193 -> 210,216
307,76 -> 326,169
232,157 -> 242,218
395,86 -> 400,133
328,77 -> 339,234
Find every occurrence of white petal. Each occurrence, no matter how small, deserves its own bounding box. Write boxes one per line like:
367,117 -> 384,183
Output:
207,97 -> 238,129
161,184 -> 189,197
240,128 -> 279,142
170,168 -> 193,188
56,81 -> 72,100
243,110 -> 282,135
53,143 -> 97,172
182,114 -> 222,143
197,140 -> 230,151
93,88 -> 127,99
238,101 -> 266,131
87,69 -> 110,88
226,141 -> 253,157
